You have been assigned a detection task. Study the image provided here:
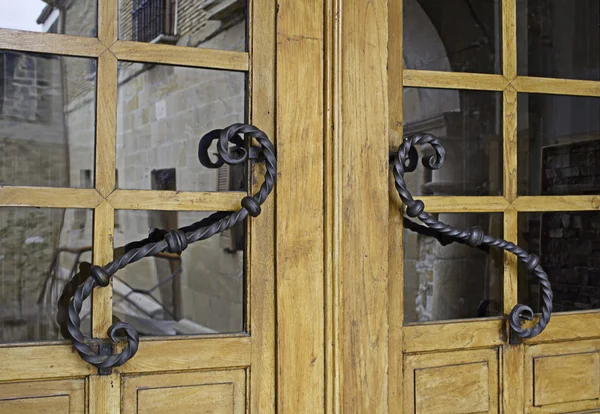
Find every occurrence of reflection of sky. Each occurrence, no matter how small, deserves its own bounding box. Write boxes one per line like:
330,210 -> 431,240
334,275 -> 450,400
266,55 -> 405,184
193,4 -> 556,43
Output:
0,0 -> 47,32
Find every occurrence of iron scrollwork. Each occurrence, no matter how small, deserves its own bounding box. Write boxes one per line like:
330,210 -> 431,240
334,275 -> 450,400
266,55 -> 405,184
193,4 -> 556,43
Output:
393,133 -> 553,341
65,124 -> 276,373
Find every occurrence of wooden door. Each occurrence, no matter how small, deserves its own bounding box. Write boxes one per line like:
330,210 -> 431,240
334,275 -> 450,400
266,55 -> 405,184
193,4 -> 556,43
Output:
0,0 -> 277,412
382,0 -> 600,413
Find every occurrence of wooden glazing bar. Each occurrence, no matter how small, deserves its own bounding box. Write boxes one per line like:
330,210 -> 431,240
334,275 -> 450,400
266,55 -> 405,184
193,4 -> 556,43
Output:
98,0 -> 118,47
108,189 -> 245,211
503,86 -> 518,202
110,41 -> 249,71
502,0 -> 517,80
92,201 -> 114,337
415,196 -> 509,212
513,76 -> 600,97
403,318 -> 504,353
95,51 -> 118,197
512,195 -> 600,212
0,29 -> 105,57
0,187 -> 103,208
403,70 -> 509,91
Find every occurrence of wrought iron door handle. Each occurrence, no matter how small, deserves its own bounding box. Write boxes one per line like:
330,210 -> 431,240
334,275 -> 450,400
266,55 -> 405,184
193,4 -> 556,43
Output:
392,132 -> 553,342
65,123 -> 276,373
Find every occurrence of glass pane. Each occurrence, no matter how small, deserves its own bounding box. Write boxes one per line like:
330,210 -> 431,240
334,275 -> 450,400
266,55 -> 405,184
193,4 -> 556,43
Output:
113,209 -> 244,336
116,62 -> 247,192
402,88 -> 503,196
517,0 -> 600,81
403,0 -> 502,74
519,212 -> 600,313
119,0 -> 247,52
0,0 -> 97,36
404,213 -> 504,323
0,207 -> 93,343
517,93 -> 600,196
0,51 -> 97,188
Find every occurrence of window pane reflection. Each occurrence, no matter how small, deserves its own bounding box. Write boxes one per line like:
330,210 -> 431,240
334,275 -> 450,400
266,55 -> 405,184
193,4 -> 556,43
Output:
517,0 -> 600,81
403,0 -> 502,74
517,94 -> 600,196
119,0 -> 247,52
403,88 -> 503,196
0,51 -> 97,188
0,207 -> 93,343
116,62 -> 247,192
0,0 -> 97,37
113,210 -> 245,336
404,213 -> 503,323
519,212 -> 600,313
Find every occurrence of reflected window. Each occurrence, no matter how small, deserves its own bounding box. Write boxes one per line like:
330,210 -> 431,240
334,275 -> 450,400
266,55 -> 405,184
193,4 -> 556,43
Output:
0,207 -> 93,343
404,213 -> 504,323
0,51 -> 97,188
120,0 -> 248,51
113,210 -> 245,336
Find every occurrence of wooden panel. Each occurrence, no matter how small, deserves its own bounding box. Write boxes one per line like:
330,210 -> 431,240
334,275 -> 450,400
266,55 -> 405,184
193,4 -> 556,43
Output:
276,0 -> 325,412
513,195 -> 600,212
0,379 -> 85,413
403,319 -> 504,353
340,0 -> 389,412
415,362 -> 490,413
514,76 -> 600,97
0,29 -> 105,57
534,353 -> 599,406
108,190 -> 244,211
525,340 -> 600,412
0,187 -> 103,208
418,196 -> 509,212
248,0 -> 277,412
110,41 -> 249,71
120,336 -> 250,373
404,348 -> 499,413
0,345 -> 94,381
403,70 -> 508,91
122,369 -> 245,414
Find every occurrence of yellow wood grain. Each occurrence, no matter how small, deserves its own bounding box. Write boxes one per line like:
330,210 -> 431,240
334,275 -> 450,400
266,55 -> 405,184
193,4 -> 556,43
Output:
340,0 -> 389,411
249,0 -> 277,413
276,0 -> 325,411
404,348 -> 499,413
404,70 -> 509,91
108,189 -> 244,211
524,311 -> 600,344
0,187 -> 103,208
95,51 -> 118,198
122,370 -> 245,414
98,0 -> 118,47
0,379 -> 85,414
512,195 -> 600,212
403,318 -> 504,353
418,196 -> 509,212
89,373 -> 120,414
514,76 -> 600,97
502,0 -> 517,80
110,41 -> 249,71
504,86 -> 518,201
120,336 -> 250,373
92,201 -> 114,337
0,345 -> 94,381
0,29 -> 105,57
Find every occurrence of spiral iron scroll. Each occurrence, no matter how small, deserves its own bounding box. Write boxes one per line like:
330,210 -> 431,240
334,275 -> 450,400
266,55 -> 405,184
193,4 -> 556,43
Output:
66,123 -> 276,370
393,133 -> 553,340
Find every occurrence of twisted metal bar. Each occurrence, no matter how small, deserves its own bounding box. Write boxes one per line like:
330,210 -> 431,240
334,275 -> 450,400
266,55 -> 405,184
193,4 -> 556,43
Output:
393,132 -> 553,340
66,123 -> 276,370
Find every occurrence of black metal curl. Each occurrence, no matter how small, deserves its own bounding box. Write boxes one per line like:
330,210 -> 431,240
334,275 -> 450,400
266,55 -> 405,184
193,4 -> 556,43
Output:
66,123 -> 276,371
393,132 -> 553,340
